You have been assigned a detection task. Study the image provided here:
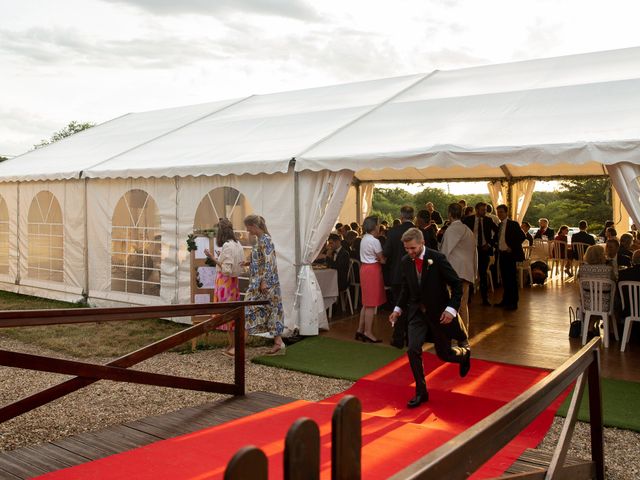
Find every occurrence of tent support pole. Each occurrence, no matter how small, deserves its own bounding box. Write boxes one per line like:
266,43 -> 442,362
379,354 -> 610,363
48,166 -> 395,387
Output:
174,177 -> 180,304
355,182 -> 362,224
83,178 -> 89,300
293,165 -> 301,332
15,182 -> 20,286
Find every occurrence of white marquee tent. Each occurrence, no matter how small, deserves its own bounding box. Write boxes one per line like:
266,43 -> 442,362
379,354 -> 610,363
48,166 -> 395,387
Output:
1,47 -> 639,334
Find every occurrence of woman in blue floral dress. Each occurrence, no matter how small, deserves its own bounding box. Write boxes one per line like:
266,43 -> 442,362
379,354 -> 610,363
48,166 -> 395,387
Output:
243,215 -> 285,355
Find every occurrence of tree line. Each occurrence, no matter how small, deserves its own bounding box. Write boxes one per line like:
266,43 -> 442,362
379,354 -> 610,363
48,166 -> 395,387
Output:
372,178 -> 612,234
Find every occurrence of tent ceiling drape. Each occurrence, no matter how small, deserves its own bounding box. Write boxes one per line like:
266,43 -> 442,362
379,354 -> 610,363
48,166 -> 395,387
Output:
1,47 -> 639,183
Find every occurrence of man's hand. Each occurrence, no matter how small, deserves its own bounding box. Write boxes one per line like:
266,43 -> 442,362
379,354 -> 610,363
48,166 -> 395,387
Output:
389,311 -> 400,327
440,310 -> 454,324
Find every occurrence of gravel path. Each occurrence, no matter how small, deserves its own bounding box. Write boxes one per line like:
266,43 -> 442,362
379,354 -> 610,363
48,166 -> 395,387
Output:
1,336 -> 639,479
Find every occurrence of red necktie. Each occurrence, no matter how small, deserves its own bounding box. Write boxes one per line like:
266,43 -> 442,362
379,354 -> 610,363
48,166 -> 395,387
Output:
415,257 -> 423,274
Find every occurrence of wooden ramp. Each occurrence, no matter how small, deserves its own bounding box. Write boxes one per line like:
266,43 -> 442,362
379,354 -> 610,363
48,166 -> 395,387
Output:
0,391 -> 294,480
499,448 -> 595,479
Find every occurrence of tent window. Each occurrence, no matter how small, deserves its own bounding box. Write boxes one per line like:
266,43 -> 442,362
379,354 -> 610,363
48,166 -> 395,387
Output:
0,196 -> 9,275
111,189 -> 161,297
27,191 -> 63,282
193,187 -> 253,293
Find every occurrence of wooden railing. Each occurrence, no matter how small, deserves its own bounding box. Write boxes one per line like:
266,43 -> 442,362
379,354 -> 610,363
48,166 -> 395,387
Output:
223,337 -> 604,480
0,301 -> 267,424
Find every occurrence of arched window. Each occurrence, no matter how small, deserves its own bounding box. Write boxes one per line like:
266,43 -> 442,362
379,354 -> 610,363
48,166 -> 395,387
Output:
0,196 -> 9,275
111,190 -> 161,296
27,191 -> 63,282
194,187 -> 253,292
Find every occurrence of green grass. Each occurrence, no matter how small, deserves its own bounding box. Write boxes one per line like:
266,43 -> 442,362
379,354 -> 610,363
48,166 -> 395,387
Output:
557,377 -> 640,432
0,290 -> 271,357
252,336 -> 405,381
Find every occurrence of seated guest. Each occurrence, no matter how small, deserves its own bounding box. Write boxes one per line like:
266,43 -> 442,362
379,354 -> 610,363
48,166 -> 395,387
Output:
534,218 -> 554,240
521,221 -> 534,246
604,238 -> 623,279
599,220 -> 615,239
571,220 -> 596,259
618,250 -> 640,319
416,209 -> 438,250
606,227 -> 618,241
553,225 -> 569,258
325,233 -> 351,293
620,233 -> 634,263
578,245 -> 615,314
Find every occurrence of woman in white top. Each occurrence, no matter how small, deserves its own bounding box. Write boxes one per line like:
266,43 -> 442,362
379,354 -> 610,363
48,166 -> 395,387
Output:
357,216 -> 387,342
440,203 -> 477,332
204,218 -> 246,356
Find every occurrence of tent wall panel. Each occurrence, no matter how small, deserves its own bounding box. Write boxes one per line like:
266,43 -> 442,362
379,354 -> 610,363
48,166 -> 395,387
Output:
0,183 -> 18,288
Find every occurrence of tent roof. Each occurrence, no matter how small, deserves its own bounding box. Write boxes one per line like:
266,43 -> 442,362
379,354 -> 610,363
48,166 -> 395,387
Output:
2,47 -> 639,182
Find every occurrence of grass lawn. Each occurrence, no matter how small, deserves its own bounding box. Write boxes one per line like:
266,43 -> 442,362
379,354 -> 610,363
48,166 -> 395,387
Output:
0,291 -> 267,358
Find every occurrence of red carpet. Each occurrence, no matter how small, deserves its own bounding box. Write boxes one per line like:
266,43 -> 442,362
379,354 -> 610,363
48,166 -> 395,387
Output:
36,353 -> 566,479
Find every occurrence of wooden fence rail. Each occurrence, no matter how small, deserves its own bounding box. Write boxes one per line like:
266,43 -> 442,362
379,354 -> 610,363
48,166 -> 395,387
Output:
0,301 -> 267,424
224,338 -> 604,480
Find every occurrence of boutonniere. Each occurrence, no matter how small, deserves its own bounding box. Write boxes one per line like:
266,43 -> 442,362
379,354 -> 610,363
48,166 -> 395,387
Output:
427,259 -> 433,267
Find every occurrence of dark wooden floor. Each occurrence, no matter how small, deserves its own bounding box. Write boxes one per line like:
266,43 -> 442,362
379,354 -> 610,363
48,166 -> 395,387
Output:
0,391 -> 294,480
324,275 -> 640,382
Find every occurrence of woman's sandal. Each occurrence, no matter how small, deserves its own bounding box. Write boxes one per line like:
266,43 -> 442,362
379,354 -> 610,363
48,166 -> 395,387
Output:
266,342 -> 286,356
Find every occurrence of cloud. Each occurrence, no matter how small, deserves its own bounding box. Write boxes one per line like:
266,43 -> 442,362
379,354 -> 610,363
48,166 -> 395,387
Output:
101,0 -> 322,21
0,27 -> 228,68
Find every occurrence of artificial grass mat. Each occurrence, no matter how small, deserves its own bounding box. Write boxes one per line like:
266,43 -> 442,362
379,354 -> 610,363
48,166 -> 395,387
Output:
556,377 -> 640,432
251,335 -> 405,381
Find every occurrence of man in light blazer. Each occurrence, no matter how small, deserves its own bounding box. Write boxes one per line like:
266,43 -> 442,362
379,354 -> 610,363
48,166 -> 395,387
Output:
389,228 -> 471,408
440,202 -> 478,332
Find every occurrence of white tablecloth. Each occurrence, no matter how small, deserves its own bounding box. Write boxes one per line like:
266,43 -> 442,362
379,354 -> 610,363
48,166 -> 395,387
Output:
314,268 -> 339,309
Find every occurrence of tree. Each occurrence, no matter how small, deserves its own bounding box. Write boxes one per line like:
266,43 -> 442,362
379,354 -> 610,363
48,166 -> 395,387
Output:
34,121 -> 95,149
0,156 -> 7,162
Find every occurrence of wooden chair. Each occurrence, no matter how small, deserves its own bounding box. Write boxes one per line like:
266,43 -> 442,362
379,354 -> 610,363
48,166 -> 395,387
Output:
517,245 -> 533,288
580,278 -> 619,348
617,280 -> 640,352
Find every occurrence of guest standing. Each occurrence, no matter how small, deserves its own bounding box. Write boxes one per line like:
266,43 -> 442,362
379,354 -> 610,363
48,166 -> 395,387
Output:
495,204 -> 526,310
204,219 -> 246,356
441,203 -> 477,331
243,215 -> 286,355
425,202 -> 443,226
463,202 -> 498,306
383,206 -> 416,348
356,216 -> 386,343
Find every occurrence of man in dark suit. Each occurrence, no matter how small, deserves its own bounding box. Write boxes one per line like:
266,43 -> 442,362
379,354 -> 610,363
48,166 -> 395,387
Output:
388,228 -> 470,408
570,220 -> 596,259
462,202 -> 498,305
618,250 -> 640,320
383,205 -> 416,348
416,209 -> 438,250
425,202 -> 443,226
325,233 -> 351,293
534,218 -> 554,240
495,204 -> 526,310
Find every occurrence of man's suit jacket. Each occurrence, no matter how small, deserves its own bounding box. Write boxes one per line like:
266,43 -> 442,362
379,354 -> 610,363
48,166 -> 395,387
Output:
420,225 -> 438,250
383,221 -> 415,285
571,231 -> 596,246
428,210 -> 443,225
395,248 -> 462,324
326,247 -> 351,291
618,265 -> 640,317
499,219 -> 526,261
534,227 -> 555,240
462,215 -> 498,250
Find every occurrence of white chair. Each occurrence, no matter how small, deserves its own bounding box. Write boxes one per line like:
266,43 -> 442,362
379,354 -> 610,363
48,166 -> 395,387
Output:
517,245 -> 533,288
339,262 -> 354,315
349,258 -> 361,309
580,278 -> 619,348
571,242 -> 591,275
549,240 -> 569,281
617,281 -> 640,352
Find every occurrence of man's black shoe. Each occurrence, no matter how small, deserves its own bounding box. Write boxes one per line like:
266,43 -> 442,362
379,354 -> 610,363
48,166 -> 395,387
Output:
407,392 -> 429,408
459,350 -> 471,378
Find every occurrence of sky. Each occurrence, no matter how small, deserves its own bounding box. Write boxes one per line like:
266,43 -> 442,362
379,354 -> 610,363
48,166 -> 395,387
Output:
2,0 -> 640,160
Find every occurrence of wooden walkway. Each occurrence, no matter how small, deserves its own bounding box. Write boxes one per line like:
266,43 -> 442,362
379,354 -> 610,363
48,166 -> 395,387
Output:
0,391 -> 294,480
324,275 -> 640,382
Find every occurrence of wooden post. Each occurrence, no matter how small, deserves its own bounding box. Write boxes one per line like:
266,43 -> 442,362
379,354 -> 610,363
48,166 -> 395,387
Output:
224,446 -> 268,480
588,348 -> 605,480
284,418 -> 320,480
332,395 -> 361,480
234,308 -> 246,396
